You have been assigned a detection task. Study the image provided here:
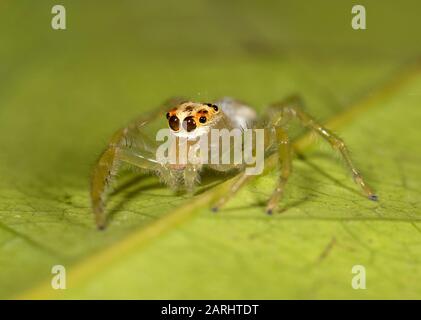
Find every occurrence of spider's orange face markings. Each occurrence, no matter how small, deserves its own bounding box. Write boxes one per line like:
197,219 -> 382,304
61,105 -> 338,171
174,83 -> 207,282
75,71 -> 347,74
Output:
166,102 -> 220,132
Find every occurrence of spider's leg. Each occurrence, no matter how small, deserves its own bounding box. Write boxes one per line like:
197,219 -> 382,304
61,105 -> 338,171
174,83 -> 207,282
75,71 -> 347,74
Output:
91,142 -> 160,230
212,113 -> 293,214
271,95 -> 377,200
211,173 -> 253,212
91,97 -> 187,229
266,127 -> 292,214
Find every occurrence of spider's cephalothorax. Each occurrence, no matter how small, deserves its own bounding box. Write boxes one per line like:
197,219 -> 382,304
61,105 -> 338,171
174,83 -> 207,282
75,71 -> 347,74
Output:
166,102 -> 223,139
165,100 -> 257,140
91,96 -> 377,229
161,99 -> 257,173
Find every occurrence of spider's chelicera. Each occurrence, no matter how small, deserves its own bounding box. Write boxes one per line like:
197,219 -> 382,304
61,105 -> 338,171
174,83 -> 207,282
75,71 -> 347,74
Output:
91,96 -> 377,229
155,126 -> 265,175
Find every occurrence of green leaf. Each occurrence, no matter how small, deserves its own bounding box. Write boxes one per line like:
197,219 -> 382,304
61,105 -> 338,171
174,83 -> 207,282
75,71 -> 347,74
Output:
1,1 -> 421,299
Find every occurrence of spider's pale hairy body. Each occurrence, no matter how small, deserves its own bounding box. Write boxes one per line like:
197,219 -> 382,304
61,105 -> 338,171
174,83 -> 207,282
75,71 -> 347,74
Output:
91,95 -> 377,229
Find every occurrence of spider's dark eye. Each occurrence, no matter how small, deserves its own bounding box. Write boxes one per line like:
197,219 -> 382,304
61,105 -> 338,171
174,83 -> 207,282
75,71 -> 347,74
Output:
205,103 -> 218,112
199,116 -> 207,124
168,115 -> 180,131
183,116 -> 197,132
166,112 -> 170,119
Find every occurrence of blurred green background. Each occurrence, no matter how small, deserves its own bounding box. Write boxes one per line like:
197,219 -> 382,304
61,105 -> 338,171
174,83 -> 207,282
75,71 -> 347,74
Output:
0,0 -> 421,299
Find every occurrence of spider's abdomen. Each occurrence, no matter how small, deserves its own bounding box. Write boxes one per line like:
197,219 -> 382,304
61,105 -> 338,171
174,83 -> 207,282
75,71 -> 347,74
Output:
215,97 -> 257,130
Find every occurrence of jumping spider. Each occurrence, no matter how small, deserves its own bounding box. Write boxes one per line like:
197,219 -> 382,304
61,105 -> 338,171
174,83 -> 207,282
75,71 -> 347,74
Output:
91,96 -> 377,229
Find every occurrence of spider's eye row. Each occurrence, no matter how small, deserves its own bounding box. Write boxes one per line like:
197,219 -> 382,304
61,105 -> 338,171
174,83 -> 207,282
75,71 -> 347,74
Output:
199,116 -> 207,124
205,103 -> 219,112
183,116 -> 197,132
168,115 -> 180,131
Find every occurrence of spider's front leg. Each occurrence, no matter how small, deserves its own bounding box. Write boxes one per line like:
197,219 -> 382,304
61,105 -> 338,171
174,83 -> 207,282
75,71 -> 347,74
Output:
211,173 -> 253,212
91,97 -> 188,229
265,127 -> 292,214
91,128 -> 161,230
270,95 -> 377,201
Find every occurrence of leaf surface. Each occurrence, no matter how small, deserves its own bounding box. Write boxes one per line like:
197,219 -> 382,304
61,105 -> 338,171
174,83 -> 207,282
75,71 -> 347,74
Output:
0,1 -> 420,299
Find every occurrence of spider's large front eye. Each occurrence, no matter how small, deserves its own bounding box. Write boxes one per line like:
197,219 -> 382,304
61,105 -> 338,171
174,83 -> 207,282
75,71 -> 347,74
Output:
183,116 -> 197,132
168,115 -> 180,131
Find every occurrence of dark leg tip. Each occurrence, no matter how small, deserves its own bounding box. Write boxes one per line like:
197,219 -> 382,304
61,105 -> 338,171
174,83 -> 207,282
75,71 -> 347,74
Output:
97,225 -> 106,231
369,194 -> 378,201
211,206 -> 219,213
266,209 -> 273,215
